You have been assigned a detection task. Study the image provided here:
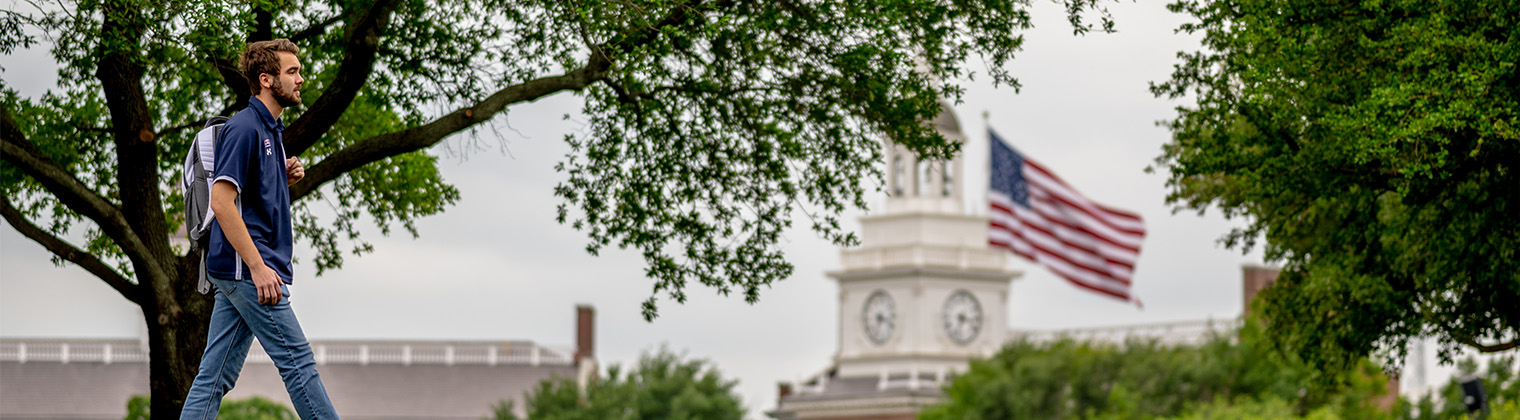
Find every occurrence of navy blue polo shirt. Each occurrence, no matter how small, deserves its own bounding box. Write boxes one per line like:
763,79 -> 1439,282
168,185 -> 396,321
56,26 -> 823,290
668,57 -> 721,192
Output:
207,97 -> 295,284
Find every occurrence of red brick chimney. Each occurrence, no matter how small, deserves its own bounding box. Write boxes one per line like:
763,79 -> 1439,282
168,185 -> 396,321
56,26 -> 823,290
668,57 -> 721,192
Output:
1241,265 -> 1281,316
575,305 -> 595,363
777,382 -> 792,399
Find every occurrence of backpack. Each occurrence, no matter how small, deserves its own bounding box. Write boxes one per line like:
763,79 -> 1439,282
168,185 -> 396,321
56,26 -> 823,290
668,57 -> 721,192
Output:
181,116 -> 231,294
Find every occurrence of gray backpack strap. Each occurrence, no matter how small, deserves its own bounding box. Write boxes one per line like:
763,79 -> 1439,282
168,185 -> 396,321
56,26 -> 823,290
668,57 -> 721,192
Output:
198,251 -> 212,294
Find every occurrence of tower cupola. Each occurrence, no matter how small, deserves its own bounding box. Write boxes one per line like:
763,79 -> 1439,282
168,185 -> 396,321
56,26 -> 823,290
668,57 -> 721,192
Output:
883,101 -> 965,215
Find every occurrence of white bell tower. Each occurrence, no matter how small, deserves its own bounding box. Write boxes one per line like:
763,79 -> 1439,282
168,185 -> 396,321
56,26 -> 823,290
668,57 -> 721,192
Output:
829,102 -> 1020,379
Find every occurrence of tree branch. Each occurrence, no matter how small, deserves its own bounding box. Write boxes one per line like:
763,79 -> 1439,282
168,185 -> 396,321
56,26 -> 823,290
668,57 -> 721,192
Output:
284,0 -> 400,158
1459,337 -> 1520,353
596,0 -> 729,58
0,194 -> 142,304
288,0 -> 727,202
248,4 -> 273,43
0,104 -> 170,286
290,60 -> 610,201
288,14 -> 344,43
208,54 -> 251,102
155,119 -> 206,137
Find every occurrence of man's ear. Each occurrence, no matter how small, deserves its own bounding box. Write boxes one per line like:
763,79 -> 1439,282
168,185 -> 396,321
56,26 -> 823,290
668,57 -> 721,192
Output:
259,73 -> 274,90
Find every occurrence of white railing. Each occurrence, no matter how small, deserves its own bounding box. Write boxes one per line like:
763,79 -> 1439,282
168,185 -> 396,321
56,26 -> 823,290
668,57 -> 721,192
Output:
793,372 -> 829,395
791,365 -> 952,396
0,339 -> 575,366
1008,318 -> 1242,346
877,365 -> 949,391
250,341 -> 576,366
0,340 -> 148,364
840,244 -> 1006,272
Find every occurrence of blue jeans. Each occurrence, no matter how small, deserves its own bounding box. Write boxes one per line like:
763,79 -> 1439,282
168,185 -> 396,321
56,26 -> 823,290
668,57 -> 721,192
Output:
180,276 -> 338,419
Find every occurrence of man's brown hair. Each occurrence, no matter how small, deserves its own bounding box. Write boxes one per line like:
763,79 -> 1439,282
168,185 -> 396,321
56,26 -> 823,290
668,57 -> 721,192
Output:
239,39 -> 300,95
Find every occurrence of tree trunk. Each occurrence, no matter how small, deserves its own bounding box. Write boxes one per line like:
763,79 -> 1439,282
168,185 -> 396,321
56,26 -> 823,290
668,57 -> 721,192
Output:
92,4 -> 217,414
144,258 -> 216,417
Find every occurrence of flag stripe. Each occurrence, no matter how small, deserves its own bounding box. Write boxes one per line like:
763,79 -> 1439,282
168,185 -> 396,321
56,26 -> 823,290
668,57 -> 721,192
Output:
995,198 -> 1140,266
1004,208 -> 1116,273
1022,159 -> 1146,224
1024,168 -> 1147,236
1034,248 -> 1132,296
989,239 -> 1036,261
988,130 -> 1146,302
1054,272 -> 1132,301
988,218 -> 1037,260
992,195 -> 1134,285
1025,195 -> 1143,251
1023,233 -> 1134,286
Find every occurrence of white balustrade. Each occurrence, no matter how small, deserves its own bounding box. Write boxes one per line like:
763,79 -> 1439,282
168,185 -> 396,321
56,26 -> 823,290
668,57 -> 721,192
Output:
0,340 -> 569,367
1009,318 -> 1240,346
841,244 -> 1007,272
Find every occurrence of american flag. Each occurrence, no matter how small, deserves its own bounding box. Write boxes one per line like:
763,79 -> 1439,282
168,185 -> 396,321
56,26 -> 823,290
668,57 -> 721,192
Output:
988,130 -> 1146,302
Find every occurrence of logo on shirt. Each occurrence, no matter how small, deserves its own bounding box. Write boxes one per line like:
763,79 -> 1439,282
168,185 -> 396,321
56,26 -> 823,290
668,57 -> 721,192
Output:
264,139 -> 273,156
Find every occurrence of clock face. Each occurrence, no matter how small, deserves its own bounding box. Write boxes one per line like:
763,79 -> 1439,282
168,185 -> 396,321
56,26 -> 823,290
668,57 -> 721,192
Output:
862,290 -> 896,344
942,290 -> 983,344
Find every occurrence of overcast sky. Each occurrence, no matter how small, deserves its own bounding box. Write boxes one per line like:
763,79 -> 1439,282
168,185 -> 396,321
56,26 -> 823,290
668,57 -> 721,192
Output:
0,0 -> 1480,417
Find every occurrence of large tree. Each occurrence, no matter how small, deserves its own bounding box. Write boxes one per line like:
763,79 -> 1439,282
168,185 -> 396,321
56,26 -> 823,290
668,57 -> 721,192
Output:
0,0 -> 1114,414
1153,0 -> 1519,377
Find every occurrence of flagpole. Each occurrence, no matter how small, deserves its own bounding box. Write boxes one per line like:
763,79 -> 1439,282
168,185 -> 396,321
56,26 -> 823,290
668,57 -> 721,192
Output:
982,110 -> 990,217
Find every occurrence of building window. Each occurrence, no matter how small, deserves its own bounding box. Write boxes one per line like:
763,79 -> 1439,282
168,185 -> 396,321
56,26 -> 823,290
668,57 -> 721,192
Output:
892,155 -> 905,197
917,159 -> 933,196
942,163 -> 954,197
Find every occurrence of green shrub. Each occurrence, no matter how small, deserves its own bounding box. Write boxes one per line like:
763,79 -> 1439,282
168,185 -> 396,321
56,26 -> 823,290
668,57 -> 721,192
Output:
123,395 -> 297,420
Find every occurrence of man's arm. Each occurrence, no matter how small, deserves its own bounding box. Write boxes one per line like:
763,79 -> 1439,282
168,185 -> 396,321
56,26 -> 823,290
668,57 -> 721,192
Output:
210,181 -> 283,305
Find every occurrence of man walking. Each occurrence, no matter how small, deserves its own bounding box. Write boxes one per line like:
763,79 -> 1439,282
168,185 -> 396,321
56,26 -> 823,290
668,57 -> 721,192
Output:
180,38 -> 338,420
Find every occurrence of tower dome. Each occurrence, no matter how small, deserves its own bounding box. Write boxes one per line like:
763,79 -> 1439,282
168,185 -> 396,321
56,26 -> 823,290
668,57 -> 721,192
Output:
932,101 -> 961,135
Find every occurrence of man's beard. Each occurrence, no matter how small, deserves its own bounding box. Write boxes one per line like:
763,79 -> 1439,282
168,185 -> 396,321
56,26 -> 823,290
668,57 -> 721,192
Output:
271,78 -> 302,108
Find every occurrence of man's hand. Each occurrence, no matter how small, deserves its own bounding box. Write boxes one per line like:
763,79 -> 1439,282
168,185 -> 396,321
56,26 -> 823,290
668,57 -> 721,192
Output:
286,157 -> 304,185
252,264 -> 283,305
